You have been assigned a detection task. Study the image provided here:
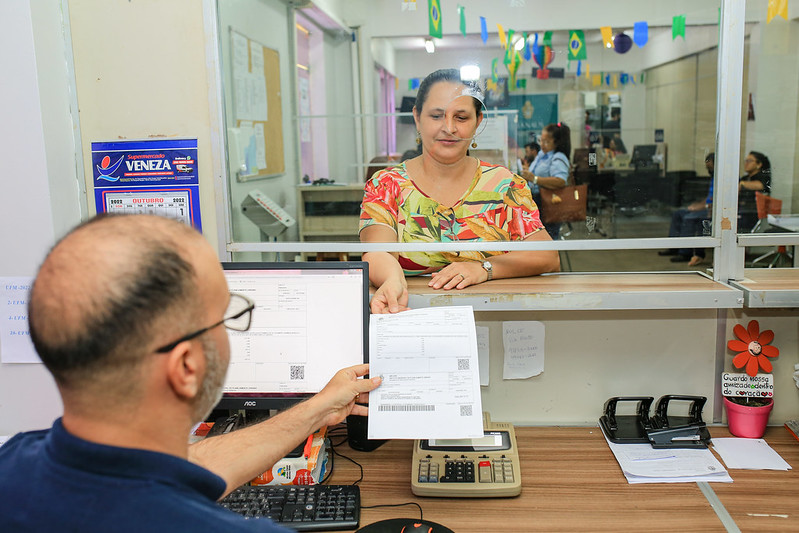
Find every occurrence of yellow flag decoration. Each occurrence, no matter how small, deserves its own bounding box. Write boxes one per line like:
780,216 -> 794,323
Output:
497,24 -> 507,48
767,0 -> 788,23
600,26 -> 614,49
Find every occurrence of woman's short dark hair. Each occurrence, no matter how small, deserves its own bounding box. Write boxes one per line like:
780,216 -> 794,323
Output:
544,123 -> 572,161
749,151 -> 771,173
414,68 -> 483,116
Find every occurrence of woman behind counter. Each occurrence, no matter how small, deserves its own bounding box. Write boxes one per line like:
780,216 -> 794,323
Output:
521,122 -> 571,239
359,68 -> 560,314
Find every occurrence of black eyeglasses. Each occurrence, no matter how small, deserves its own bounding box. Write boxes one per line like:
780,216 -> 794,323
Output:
155,292 -> 255,353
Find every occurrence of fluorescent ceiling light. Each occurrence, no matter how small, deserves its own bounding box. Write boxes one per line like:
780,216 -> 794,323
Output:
424,39 -> 435,53
460,65 -> 480,81
513,36 -> 525,51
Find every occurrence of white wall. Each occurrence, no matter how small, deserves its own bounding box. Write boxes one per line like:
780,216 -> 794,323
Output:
0,1 -> 70,433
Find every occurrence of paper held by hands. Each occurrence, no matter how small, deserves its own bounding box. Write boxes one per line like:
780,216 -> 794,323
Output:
367,306 -> 483,440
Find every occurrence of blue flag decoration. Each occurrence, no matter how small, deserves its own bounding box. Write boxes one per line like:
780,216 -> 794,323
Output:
480,16 -> 488,44
576,60 -> 582,77
522,33 -> 531,61
568,30 -> 587,60
633,21 -> 648,47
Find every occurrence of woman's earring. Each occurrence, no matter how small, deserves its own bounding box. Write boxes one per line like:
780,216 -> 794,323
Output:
471,138 -> 478,149
415,131 -> 422,145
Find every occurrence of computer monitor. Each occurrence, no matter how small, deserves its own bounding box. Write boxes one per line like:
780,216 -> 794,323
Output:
214,261 -> 369,412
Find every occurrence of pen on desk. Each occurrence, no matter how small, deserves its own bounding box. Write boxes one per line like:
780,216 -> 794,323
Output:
303,434 -> 314,459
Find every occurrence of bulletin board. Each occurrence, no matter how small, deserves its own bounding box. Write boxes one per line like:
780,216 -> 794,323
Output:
230,29 -> 284,181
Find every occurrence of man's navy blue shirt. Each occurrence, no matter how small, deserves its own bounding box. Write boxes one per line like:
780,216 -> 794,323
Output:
0,418 -> 289,532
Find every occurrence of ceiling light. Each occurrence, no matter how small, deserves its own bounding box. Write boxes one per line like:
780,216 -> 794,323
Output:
460,65 -> 480,81
513,36 -> 526,51
424,39 -> 435,53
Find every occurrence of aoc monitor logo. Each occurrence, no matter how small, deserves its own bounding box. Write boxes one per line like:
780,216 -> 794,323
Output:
96,155 -> 125,182
243,401 -> 257,407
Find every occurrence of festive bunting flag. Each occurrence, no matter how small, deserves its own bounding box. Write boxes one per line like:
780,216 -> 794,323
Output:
592,74 -> 601,87
491,58 -> 498,82
428,0 -> 442,38
576,61 -> 582,77
633,22 -> 648,47
543,31 -> 552,47
504,29 -> 516,65
458,5 -> 466,37
605,73 -> 610,85
480,16 -> 487,43
486,78 -> 498,92
498,24 -> 507,48
402,0 -> 417,12
620,73 -> 629,85
568,30 -> 587,60
531,32 -> 539,56
672,15 -> 686,40
585,63 -> 590,79
767,0 -> 788,23
507,50 -> 522,88
640,72 -> 646,84
409,78 -> 421,90
612,74 -> 618,89
523,33 -> 531,61
600,26 -> 613,49
517,79 -> 527,89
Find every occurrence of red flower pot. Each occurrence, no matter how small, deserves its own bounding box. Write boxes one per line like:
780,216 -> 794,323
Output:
723,397 -> 774,438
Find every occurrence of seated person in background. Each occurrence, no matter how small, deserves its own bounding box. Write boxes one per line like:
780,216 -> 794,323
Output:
521,122 -> 571,240
608,136 -> 627,155
660,153 -> 714,266
0,214 -> 381,532
360,68 -> 560,314
525,141 -> 541,165
737,151 -> 771,232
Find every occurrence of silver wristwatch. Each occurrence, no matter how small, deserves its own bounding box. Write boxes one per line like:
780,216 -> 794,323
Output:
480,260 -> 493,281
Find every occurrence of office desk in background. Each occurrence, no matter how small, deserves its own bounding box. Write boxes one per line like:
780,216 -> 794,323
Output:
330,426 -> 799,532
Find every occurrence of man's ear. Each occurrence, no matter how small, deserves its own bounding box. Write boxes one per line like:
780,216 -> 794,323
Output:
163,341 -> 204,400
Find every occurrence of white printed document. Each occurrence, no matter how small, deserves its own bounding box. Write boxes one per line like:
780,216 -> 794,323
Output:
602,429 -> 732,484
368,306 -> 483,440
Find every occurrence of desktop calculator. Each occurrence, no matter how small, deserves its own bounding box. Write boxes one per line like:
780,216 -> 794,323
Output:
411,413 -> 521,498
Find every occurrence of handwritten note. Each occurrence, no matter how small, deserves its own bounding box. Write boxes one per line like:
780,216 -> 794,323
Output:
502,321 -> 544,379
0,277 -> 39,363
476,325 -> 490,386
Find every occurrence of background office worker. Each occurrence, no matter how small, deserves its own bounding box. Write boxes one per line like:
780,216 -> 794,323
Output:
521,122 -> 571,239
360,68 -> 560,314
0,214 -> 381,532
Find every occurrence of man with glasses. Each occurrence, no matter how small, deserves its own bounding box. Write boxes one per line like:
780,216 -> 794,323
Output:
0,214 -> 381,532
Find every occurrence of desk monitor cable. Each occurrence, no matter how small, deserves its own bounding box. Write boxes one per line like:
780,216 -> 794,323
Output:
324,428 -> 425,522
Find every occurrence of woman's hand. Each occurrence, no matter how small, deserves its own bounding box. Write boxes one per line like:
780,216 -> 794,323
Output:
371,276 -> 409,314
429,261 -> 487,290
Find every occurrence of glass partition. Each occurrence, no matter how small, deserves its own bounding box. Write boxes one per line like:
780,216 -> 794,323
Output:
218,0 -> 797,272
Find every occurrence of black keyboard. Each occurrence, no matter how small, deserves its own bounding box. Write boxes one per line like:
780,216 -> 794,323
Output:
220,484 -> 360,531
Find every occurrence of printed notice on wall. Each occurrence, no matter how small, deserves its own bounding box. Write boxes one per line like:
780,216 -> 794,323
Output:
0,277 -> 39,364
476,325 -> 490,386
502,321 -> 545,379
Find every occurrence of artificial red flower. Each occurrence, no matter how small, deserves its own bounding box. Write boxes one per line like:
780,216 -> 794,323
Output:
728,320 -> 780,377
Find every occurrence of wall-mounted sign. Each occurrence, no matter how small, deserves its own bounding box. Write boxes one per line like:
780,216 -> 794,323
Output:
91,139 -> 202,231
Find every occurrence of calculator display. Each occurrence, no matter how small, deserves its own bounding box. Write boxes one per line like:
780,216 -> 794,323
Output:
421,431 -> 510,452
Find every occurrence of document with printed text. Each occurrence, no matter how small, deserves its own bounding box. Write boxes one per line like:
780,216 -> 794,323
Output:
368,306 -> 483,440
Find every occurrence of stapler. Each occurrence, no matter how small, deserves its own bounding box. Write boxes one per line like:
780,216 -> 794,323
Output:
646,395 -> 711,449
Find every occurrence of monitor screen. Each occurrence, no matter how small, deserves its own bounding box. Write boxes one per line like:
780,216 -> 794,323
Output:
214,261 -> 369,411
631,144 -> 657,168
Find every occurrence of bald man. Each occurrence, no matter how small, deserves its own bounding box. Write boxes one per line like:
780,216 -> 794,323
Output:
0,214 -> 381,532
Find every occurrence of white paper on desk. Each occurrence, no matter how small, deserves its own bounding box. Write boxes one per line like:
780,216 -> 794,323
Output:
367,306 -> 483,440
602,430 -> 732,484
476,325 -> 489,386
711,438 -> 792,470
0,277 -> 39,364
502,321 -> 544,379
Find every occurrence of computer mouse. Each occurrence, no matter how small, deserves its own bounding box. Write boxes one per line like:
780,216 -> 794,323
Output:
355,517 -> 454,533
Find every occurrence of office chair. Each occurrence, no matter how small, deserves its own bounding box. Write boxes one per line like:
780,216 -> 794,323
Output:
750,192 -> 792,267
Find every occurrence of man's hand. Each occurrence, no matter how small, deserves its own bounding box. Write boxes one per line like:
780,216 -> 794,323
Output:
313,364 -> 382,427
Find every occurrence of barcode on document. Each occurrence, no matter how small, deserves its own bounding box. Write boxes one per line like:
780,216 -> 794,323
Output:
289,365 -> 305,380
457,358 -> 470,370
460,405 -> 473,417
378,404 -> 435,412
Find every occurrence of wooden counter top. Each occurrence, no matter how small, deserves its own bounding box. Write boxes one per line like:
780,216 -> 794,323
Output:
729,268 -> 799,308
329,425 -> 798,532
404,271 -> 743,311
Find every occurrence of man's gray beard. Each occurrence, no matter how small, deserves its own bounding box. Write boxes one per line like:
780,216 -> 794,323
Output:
194,336 -> 228,423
